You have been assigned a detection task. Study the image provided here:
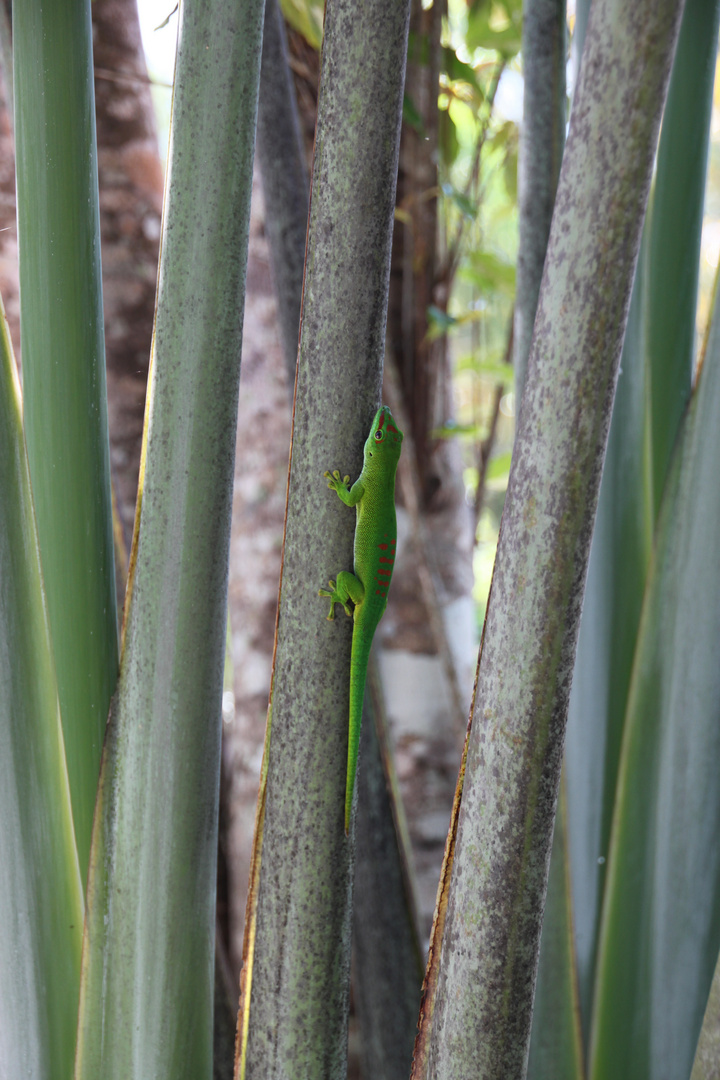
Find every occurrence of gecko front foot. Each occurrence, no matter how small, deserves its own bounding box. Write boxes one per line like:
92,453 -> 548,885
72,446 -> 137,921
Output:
318,579 -> 353,620
323,470 -> 351,496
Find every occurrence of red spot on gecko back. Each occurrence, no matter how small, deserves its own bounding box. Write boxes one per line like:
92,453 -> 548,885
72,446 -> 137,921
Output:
379,556 -> 394,564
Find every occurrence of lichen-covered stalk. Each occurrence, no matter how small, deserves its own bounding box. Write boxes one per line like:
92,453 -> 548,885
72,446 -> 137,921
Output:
421,0 -> 685,1076
236,0 -> 411,1076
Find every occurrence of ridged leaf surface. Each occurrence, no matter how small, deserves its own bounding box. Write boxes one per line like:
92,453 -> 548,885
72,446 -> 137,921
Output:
590,282 -> 720,1080
74,1 -> 264,1075
0,303 -> 84,1080
14,0 -> 118,879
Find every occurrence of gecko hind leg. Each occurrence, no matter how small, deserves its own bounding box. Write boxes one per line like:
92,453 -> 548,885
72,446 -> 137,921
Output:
319,570 -> 364,621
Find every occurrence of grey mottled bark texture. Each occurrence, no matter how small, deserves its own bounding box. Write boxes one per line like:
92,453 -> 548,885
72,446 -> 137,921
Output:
513,0 -> 566,406
256,0 -> 309,385
258,6 -> 424,1064
519,6 -> 579,1076
692,951 -> 720,1080
236,0 -> 411,1077
421,0 -> 685,1076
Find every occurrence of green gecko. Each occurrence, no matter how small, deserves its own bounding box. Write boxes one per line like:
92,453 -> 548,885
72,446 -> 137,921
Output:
319,405 -> 403,834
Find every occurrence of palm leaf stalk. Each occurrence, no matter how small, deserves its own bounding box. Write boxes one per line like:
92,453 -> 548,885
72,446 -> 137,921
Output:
73,1 -> 265,1075
14,0 -> 118,882
235,0 -> 412,1074
412,0 -> 685,1075
0,294 -> 84,1080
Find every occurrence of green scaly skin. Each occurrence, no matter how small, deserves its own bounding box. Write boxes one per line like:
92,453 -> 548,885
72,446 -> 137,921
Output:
320,405 -> 403,834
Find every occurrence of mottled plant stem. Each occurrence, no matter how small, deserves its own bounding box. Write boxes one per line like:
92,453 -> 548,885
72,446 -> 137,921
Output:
236,0 -> 411,1077
414,0 -> 685,1077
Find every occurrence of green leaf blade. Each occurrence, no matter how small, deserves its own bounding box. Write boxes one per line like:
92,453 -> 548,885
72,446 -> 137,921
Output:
14,0 -> 119,881
74,1 -> 265,1075
563,265 -> 650,1042
527,776 -> 585,1080
645,0 -> 720,517
590,279 -> 720,1080
564,0 -> 719,1050
0,306 -> 84,1080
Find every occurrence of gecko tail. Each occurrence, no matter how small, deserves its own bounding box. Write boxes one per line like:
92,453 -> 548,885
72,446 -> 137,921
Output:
345,632 -> 372,835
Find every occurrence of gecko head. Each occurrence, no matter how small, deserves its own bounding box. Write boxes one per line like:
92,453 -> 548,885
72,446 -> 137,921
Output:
364,405 -> 403,466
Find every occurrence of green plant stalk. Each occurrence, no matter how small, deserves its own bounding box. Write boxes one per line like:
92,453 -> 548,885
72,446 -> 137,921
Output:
526,773 -> 583,1080
258,5 -> 424,1062
531,43 -> 649,1076
563,0 -> 719,1047
235,0 -> 411,1074
513,0 -> 566,405
413,0 -> 684,1076
73,0 -> 265,1075
563,259 -> 649,1043
512,5 -> 584,1070
0,5 -> 12,118
14,0 -> 118,882
0,297 -> 84,1080
645,0 -> 720,519
589,272 -> 720,1080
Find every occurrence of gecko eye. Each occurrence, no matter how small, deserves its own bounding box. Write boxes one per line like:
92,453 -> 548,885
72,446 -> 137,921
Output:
374,431 -> 383,441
